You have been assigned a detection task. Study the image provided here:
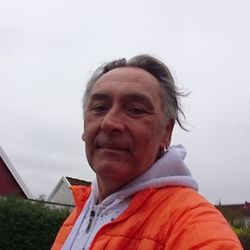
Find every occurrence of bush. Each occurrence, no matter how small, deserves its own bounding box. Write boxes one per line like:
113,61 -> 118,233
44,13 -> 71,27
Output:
217,206 -> 250,249
0,196 -> 70,250
233,226 -> 250,250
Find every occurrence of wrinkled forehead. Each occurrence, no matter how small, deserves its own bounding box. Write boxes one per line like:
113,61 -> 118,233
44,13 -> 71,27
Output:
95,66 -> 160,87
90,67 -> 163,105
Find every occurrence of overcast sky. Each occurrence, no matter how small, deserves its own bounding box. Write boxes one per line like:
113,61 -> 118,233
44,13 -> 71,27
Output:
1,0 -> 249,204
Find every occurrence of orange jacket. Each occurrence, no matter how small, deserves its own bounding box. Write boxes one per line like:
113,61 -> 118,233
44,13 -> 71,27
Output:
52,186 -> 242,250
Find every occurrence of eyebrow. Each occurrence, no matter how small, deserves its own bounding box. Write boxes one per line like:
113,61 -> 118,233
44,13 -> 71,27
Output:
127,93 -> 155,111
89,91 -> 155,112
89,93 -> 112,102
124,92 -> 153,104
90,92 -> 152,103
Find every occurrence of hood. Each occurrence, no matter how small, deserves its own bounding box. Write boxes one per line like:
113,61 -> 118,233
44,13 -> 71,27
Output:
91,144 -> 198,205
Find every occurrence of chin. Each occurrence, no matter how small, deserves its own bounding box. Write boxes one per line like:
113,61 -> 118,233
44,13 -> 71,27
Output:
94,161 -> 132,178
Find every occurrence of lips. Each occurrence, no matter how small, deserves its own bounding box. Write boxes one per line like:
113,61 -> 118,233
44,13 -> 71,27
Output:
95,141 -> 130,152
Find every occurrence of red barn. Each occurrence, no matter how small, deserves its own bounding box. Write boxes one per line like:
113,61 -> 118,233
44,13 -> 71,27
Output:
0,146 -> 33,199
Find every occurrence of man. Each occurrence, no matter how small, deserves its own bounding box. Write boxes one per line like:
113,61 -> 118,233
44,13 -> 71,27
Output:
52,55 -> 242,249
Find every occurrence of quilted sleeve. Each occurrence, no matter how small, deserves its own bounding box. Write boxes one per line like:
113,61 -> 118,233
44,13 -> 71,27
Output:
164,189 -> 243,250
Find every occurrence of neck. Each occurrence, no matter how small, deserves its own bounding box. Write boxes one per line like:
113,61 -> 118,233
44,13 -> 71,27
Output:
96,177 -> 124,203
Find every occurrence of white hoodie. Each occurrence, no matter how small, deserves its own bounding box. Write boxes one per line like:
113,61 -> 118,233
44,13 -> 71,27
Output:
62,145 -> 198,250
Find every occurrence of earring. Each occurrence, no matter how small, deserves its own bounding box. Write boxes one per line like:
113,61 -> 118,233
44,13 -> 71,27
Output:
158,146 -> 166,159
165,146 -> 170,153
159,145 -> 170,157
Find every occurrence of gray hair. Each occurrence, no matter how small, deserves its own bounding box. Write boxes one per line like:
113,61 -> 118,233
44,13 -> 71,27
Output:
83,54 -> 187,130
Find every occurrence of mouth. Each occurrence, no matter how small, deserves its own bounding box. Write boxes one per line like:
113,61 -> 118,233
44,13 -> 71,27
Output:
96,142 -> 129,153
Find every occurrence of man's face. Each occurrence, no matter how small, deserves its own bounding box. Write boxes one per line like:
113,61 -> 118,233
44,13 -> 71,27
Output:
83,67 -> 173,189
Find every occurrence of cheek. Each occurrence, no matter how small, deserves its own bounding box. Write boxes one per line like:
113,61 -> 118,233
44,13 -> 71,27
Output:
83,127 -> 94,156
84,118 -> 99,140
134,130 -> 158,156
134,125 -> 164,156
136,122 -> 163,143
83,121 -> 102,158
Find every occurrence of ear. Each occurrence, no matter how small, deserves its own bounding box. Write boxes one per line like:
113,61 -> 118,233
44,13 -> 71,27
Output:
81,132 -> 85,141
161,119 -> 174,149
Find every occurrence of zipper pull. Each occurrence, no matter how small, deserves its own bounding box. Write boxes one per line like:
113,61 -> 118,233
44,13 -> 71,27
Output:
86,210 -> 95,233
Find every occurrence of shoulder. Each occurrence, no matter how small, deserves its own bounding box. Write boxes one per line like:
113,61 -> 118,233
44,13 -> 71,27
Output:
154,186 -> 215,212
134,186 -> 212,213
147,187 -> 242,249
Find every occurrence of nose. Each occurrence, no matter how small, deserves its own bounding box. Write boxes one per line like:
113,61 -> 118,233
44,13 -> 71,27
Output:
101,108 -> 125,133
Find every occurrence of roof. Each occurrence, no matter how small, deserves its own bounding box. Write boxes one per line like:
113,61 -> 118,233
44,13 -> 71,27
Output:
0,145 -> 33,199
217,202 -> 250,217
66,176 -> 91,186
46,176 -> 91,202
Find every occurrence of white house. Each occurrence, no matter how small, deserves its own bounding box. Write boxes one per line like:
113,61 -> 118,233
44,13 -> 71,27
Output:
46,176 -> 91,206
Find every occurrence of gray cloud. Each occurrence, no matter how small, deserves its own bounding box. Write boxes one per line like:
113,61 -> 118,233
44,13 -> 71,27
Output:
1,0 -> 249,203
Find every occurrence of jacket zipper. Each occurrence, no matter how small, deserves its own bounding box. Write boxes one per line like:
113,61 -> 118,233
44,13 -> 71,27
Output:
83,205 -> 101,249
88,188 -> 156,250
85,210 -> 96,233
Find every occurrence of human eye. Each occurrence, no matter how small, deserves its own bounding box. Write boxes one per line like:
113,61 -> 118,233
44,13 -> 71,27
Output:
89,103 -> 109,114
127,106 -> 147,116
